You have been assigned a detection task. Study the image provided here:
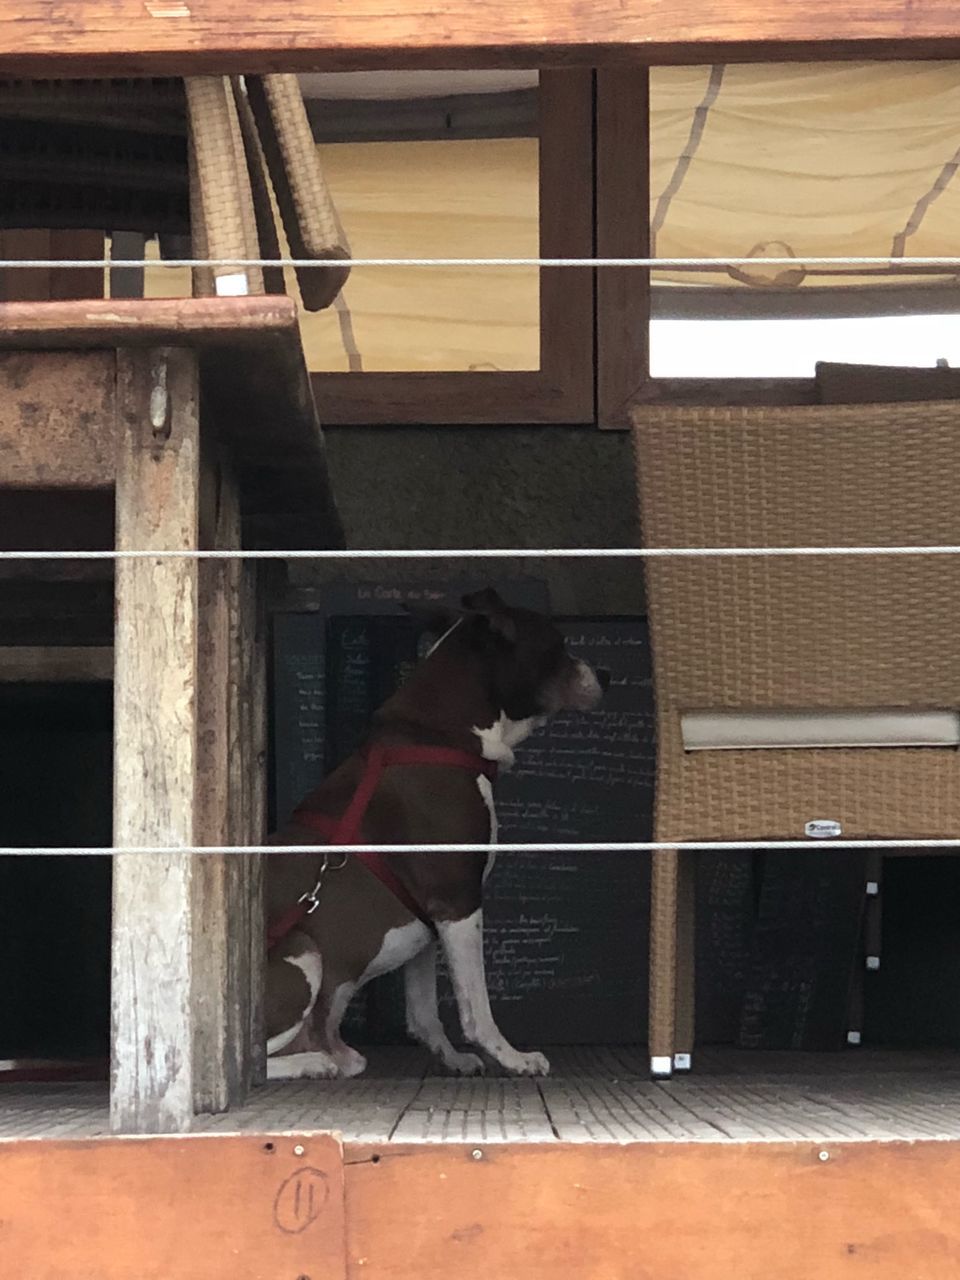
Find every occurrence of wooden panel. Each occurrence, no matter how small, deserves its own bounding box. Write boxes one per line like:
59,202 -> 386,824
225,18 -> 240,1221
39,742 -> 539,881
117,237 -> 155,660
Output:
634,375 -> 818,406
0,297 -> 344,549
0,1133 -> 345,1280
344,1140 -> 960,1279
3,3 -> 960,74
0,645 -> 112,681
48,230 -> 106,302
111,347 -> 200,1135
240,561 -> 269,1086
817,360 -> 960,402
312,70 -> 594,426
596,68 -> 650,430
0,349 -> 115,488
0,295 -> 304,351
192,446 -> 254,1112
0,230 -> 103,303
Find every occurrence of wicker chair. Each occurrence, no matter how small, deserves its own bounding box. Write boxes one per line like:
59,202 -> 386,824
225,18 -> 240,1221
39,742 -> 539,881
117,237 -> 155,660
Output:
632,402 -> 960,1077
0,75 -> 350,307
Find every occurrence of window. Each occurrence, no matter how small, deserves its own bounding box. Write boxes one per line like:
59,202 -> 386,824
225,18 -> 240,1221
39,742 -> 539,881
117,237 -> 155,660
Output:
650,62 -> 960,379
596,63 -> 960,424
305,70 -> 594,425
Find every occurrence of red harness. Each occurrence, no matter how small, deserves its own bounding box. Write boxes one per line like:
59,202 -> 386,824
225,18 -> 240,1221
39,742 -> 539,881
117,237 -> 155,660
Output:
267,741 -> 497,950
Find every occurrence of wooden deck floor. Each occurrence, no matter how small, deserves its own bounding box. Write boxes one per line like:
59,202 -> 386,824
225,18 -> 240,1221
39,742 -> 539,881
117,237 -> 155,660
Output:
3,1047 -> 960,1144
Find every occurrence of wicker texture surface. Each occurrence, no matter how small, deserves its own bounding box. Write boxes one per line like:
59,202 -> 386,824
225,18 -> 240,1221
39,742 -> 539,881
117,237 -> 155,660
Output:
246,75 -> 351,311
0,75 -> 349,310
633,402 -> 960,843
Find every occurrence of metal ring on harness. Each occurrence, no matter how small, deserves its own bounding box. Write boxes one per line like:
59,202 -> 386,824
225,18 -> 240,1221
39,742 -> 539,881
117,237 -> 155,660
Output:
296,850 -> 348,914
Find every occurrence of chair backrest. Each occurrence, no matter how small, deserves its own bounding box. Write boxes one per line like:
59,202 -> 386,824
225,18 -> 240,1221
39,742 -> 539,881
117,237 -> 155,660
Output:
0,75 -> 350,309
632,402 -> 960,842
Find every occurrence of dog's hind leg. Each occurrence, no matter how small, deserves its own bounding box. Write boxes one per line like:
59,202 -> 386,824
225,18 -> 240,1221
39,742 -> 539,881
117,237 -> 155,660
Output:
265,931 -> 339,1080
320,979 -> 368,1078
404,942 -> 484,1075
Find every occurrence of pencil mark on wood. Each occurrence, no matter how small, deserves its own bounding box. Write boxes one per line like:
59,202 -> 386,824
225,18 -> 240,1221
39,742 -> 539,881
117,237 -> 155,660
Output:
273,1168 -> 329,1234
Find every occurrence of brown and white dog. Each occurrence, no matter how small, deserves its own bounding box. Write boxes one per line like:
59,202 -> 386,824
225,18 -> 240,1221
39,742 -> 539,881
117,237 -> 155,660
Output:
264,588 -> 606,1080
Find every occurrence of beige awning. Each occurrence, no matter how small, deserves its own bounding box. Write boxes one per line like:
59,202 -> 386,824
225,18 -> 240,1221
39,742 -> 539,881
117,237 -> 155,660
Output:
650,61 -> 960,299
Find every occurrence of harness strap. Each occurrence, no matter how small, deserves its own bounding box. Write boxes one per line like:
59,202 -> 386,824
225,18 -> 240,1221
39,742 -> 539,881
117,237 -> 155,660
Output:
269,742 -> 496,948
266,898 -> 320,951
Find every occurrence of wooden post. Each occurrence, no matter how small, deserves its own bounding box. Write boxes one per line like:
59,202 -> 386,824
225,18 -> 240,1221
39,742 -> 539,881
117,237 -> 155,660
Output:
112,347 -> 201,1133
112,347 -> 258,1130
192,444 -> 247,1112
596,68 -> 650,429
234,562 -> 268,1086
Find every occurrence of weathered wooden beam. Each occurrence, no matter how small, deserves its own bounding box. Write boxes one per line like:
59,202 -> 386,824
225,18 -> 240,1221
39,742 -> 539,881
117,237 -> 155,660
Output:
111,346 -> 201,1135
2,2 -> 960,74
0,296 -> 300,352
241,561 -> 268,1086
343,1140 -> 960,1279
113,349 -> 263,1128
192,445 -> 252,1113
0,1133 -> 346,1280
0,645 -> 112,682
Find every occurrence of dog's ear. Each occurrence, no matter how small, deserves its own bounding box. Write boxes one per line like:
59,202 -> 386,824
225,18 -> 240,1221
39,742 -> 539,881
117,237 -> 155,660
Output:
461,587 -> 517,644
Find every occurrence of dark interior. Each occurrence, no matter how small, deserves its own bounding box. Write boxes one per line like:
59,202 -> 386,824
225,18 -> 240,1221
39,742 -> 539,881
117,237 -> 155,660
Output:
0,682 -> 112,1060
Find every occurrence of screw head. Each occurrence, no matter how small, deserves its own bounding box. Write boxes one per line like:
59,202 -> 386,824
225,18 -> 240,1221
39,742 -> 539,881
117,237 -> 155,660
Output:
293,1144 -> 306,1157
471,1148 -> 483,1161
818,1150 -> 830,1162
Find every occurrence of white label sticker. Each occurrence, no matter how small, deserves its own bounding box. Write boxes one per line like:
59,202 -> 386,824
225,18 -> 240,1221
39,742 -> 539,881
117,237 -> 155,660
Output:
805,819 -> 843,839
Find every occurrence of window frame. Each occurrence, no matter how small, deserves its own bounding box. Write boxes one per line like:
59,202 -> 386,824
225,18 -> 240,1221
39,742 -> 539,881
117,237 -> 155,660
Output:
310,69 -> 596,426
594,66 -> 822,427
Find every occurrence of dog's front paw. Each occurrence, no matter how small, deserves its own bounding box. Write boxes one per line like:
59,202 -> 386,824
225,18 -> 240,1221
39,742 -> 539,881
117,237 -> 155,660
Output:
503,1050 -> 550,1077
442,1050 -> 485,1076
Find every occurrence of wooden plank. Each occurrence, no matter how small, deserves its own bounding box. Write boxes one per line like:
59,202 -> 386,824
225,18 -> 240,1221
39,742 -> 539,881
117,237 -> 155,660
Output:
0,349 -> 115,488
344,1140 -> 960,1279
0,230 -> 104,303
111,346 -> 200,1135
241,561 -> 269,1087
0,295 -> 302,350
0,645 -> 112,682
0,1132 -> 346,1280
48,230 -> 107,302
596,68 -> 650,430
192,445 -> 251,1113
0,231 -> 54,303
634,375 -> 818,406
537,70 -> 594,423
2,3 -> 960,75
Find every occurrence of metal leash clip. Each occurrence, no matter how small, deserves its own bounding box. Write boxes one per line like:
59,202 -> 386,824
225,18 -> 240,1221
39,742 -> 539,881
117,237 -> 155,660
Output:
297,851 -> 349,913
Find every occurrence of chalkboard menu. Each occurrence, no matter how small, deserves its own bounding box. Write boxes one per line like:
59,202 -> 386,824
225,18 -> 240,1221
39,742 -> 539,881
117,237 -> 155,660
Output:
471,621 -> 655,1044
272,612 -> 326,828
272,599 -> 657,1045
